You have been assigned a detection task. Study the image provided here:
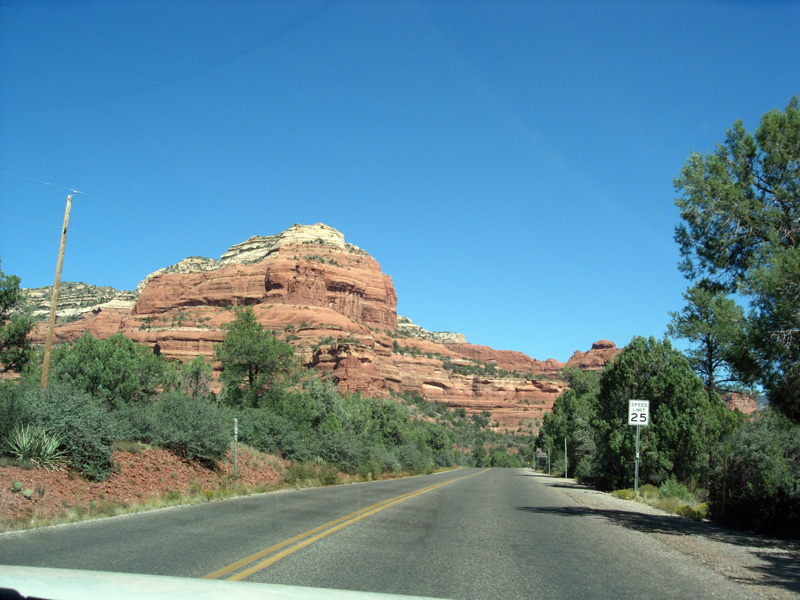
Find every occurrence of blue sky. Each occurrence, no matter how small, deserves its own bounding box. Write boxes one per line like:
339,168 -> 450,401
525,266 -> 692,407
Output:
1,0 -> 798,362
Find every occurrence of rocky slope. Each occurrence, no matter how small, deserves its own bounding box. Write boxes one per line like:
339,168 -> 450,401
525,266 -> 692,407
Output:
27,223 -> 621,432
22,281 -> 136,322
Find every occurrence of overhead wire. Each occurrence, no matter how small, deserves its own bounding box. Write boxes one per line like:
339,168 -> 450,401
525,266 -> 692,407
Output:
0,170 -> 211,248
1,0 -> 337,111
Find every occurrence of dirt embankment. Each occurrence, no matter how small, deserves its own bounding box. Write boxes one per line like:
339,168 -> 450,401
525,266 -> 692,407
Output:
0,447 -> 282,528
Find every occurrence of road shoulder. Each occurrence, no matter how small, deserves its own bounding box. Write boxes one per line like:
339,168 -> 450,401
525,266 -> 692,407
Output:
534,473 -> 799,600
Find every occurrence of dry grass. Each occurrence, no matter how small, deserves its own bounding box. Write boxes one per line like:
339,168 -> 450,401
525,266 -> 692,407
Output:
610,487 -> 708,520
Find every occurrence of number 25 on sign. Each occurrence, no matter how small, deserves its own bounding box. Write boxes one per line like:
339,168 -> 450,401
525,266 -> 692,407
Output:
628,400 -> 650,426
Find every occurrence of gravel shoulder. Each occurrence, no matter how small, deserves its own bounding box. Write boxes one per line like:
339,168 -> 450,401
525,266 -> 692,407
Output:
536,474 -> 800,600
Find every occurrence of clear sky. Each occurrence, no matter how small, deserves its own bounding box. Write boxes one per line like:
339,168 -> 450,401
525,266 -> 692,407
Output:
1,0 -> 798,362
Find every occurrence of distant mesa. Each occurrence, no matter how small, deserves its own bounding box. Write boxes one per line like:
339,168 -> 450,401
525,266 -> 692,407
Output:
24,223 -> 621,431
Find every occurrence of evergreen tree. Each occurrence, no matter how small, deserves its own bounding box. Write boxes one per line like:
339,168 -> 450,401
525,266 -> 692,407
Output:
667,282 -> 745,394
0,261 -> 35,373
51,332 -> 168,408
674,96 -> 800,420
592,337 -> 735,490
214,306 -> 296,407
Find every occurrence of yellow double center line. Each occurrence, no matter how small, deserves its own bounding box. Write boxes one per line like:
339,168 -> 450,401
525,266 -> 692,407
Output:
204,469 -> 488,582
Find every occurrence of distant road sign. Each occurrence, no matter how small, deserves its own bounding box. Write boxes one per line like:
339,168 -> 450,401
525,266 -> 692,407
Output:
628,400 -> 650,426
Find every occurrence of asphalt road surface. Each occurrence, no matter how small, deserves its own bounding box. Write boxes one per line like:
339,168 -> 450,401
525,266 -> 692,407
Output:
0,468 -> 762,600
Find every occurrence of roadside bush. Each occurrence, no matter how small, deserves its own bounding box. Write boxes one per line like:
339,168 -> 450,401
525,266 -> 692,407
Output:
0,380 -> 31,443
149,392 -> 232,465
3,377 -> 139,481
433,449 -> 458,468
611,489 -> 637,500
318,429 -> 367,474
398,443 -> 433,474
357,457 -> 381,480
708,409 -> 800,536
234,407 -> 288,455
637,483 -> 659,501
675,504 -> 707,520
111,400 -> 161,442
4,424 -> 68,470
50,332 -> 171,409
30,382 -> 116,482
659,476 -> 694,504
284,460 -> 339,486
489,451 -> 522,468
373,446 -> 400,473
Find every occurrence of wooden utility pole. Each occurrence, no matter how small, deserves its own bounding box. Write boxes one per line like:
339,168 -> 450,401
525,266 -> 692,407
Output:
41,194 -> 73,389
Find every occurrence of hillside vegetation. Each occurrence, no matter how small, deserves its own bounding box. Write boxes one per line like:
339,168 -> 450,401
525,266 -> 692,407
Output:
0,305 -> 524,499
538,98 -> 800,537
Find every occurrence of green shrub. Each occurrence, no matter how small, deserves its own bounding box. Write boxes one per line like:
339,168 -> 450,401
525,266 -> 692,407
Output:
675,504 -> 706,520
638,484 -> 659,500
659,476 -> 694,504
398,443 -> 432,474
284,461 -> 339,486
611,489 -> 637,500
111,401 -> 159,442
0,380 -> 32,443
357,457 -> 381,480
51,332 -> 171,409
708,409 -> 800,535
112,393 -> 232,465
433,449 -> 457,468
319,430 -> 367,474
27,382 -> 116,482
4,424 -> 68,470
149,392 -> 232,465
111,440 -> 148,454
489,451 -> 522,468
234,408 -> 290,454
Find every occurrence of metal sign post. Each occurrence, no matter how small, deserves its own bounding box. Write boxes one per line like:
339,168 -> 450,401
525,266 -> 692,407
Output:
233,418 -> 238,491
628,400 -> 650,492
535,449 -> 547,472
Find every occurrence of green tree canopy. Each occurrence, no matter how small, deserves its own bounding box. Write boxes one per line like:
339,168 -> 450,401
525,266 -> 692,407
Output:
51,332 -> 169,408
667,282 -> 745,394
536,367 -> 600,480
674,96 -> 800,420
0,261 -> 35,373
708,409 -> 800,536
179,355 -> 213,399
214,306 -> 296,408
592,337 -> 736,490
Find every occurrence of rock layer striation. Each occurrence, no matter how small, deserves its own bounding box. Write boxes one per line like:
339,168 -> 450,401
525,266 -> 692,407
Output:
27,223 -> 620,431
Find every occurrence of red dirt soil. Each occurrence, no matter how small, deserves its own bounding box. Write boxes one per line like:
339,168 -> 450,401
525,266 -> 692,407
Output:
0,447 -> 282,528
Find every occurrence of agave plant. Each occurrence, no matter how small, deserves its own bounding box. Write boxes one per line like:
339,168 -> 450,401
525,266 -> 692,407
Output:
5,424 -> 68,471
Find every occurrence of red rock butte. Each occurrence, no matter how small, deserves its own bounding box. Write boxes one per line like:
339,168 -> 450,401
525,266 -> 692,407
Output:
28,223 -> 622,432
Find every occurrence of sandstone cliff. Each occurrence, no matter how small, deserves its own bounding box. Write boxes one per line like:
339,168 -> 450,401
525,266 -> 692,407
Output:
396,316 -> 466,345
22,281 -> 136,322
722,392 -> 759,416
28,223 -> 619,432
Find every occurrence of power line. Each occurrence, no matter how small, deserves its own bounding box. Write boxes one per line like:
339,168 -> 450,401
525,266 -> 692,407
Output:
2,1 -> 337,111
0,212 -> 61,229
1,170 -> 209,246
0,170 -> 85,196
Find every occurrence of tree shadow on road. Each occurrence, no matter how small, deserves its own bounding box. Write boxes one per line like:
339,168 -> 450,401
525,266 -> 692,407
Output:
517,505 -> 800,596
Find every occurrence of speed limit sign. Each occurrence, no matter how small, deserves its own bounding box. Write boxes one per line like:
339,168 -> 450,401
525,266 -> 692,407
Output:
628,400 -> 650,426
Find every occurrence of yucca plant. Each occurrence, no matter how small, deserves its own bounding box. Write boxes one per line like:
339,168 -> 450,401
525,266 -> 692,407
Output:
5,424 -> 68,471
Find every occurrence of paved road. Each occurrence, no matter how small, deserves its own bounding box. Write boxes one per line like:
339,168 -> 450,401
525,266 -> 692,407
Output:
0,468 -> 760,599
